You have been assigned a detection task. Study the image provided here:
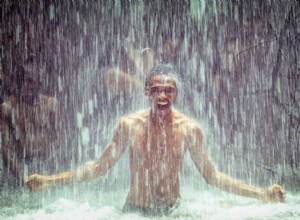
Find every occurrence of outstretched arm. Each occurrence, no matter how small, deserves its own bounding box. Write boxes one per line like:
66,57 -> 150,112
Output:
26,118 -> 130,192
188,124 -> 285,203
208,171 -> 285,202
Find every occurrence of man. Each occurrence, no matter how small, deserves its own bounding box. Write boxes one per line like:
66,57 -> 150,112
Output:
25,64 -> 285,216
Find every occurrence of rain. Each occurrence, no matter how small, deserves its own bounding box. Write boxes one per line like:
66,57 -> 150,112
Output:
0,0 -> 300,219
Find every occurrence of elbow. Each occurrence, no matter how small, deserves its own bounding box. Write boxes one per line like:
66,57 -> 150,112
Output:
203,170 -> 219,186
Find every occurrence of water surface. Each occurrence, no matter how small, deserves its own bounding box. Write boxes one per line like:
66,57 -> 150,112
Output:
1,183 -> 299,220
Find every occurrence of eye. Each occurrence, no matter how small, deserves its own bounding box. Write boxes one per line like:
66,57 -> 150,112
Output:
150,87 -> 161,94
165,87 -> 176,94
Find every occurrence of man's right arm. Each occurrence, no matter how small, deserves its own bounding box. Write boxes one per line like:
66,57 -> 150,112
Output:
25,117 -> 130,192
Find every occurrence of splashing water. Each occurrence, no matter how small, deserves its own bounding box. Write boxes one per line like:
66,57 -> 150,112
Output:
1,184 -> 300,220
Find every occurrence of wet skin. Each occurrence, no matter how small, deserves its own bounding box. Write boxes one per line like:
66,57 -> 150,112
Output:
26,75 -> 286,211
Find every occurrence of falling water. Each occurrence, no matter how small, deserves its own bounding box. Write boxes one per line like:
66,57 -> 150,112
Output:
1,0 -> 300,219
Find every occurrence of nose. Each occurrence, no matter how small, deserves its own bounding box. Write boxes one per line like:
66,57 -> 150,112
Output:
158,90 -> 167,100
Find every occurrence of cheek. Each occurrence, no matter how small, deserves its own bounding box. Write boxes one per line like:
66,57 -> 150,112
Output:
148,96 -> 156,104
171,94 -> 177,102
148,94 -> 158,100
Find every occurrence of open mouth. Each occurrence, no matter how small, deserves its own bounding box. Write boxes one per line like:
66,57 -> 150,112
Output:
157,101 -> 170,110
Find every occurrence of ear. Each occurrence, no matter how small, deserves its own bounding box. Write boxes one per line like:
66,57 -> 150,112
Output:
173,88 -> 178,102
174,92 -> 178,102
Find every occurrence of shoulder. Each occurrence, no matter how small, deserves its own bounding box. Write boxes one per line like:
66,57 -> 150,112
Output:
173,110 -> 204,137
173,110 -> 202,128
117,109 -> 149,128
121,110 -> 149,123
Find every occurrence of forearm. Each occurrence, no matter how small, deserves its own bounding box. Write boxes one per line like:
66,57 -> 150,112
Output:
26,158 -> 114,192
46,170 -> 77,186
46,162 -> 101,186
45,143 -> 125,187
212,171 -> 264,200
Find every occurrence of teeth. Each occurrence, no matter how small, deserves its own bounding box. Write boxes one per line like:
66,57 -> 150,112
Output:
157,101 -> 168,105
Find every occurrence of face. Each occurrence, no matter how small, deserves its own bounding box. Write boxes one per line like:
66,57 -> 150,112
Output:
147,75 -> 177,116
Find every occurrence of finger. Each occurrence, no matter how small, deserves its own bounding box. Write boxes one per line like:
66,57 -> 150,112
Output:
26,182 -> 35,191
25,179 -> 38,191
279,191 -> 286,201
275,188 -> 285,202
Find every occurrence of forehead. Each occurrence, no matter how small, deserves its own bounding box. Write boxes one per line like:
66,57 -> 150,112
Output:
150,75 -> 177,87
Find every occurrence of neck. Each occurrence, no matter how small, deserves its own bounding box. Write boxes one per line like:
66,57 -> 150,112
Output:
149,109 -> 173,126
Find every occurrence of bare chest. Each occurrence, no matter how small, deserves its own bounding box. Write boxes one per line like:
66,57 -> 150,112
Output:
129,124 -> 187,170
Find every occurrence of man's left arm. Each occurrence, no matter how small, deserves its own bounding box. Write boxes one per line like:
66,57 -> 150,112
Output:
188,124 -> 285,203
212,172 -> 285,202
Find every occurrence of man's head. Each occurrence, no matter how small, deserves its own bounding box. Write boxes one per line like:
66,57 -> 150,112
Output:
144,64 -> 180,91
144,64 -> 180,116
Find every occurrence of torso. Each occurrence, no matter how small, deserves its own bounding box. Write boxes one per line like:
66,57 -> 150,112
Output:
123,109 -> 195,208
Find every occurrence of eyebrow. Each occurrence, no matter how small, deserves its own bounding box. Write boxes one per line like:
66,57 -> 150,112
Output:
150,84 -> 176,89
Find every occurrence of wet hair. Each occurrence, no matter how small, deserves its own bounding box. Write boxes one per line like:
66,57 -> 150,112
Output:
144,63 -> 181,92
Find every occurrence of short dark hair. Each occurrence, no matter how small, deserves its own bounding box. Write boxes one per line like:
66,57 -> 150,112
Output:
144,63 -> 180,91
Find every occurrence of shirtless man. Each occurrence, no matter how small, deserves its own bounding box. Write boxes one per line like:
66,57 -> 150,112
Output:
25,64 -> 285,216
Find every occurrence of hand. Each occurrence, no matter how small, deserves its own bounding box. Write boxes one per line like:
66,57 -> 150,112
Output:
25,174 -> 50,192
262,184 -> 286,203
